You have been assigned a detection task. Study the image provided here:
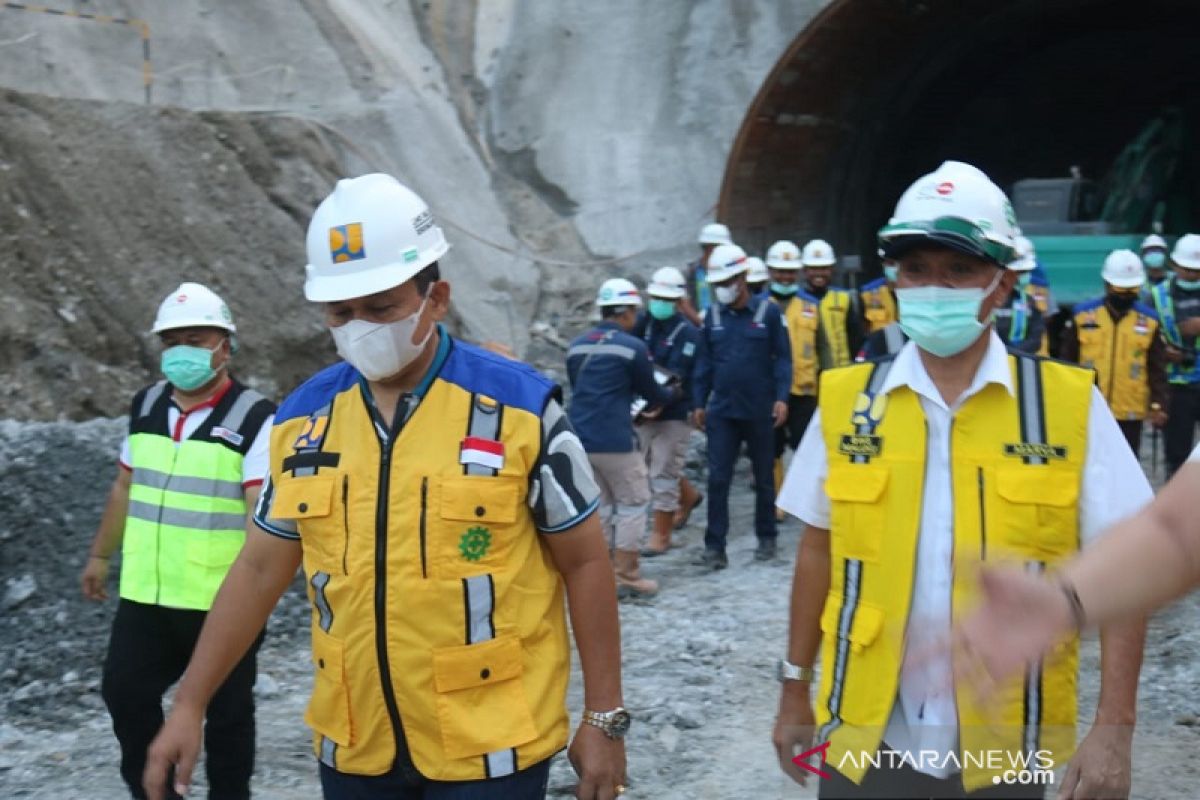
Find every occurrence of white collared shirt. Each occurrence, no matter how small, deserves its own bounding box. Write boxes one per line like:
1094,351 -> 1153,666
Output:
777,331 -> 1152,776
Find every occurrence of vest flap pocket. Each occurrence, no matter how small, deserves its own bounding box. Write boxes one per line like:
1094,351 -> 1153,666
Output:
304,627 -> 353,747
996,469 -> 1078,508
440,477 -> 522,524
432,634 -> 524,693
819,596 -> 885,651
272,476 -> 335,519
824,465 -> 889,503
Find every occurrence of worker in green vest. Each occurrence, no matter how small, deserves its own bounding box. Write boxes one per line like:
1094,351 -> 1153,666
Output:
81,282 -> 276,800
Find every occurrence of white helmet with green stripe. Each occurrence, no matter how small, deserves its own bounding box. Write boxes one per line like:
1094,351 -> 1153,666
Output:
878,160 -> 1018,267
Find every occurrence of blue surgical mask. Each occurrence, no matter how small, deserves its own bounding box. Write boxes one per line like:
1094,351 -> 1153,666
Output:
1017,272 -> 1033,288
161,344 -> 219,390
648,298 -> 676,320
1177,278 -> 1200,291
883,265 -> 899,283
770,282 -> 798,296
1144,252 -> 1166,269
896,272 -> 1004,358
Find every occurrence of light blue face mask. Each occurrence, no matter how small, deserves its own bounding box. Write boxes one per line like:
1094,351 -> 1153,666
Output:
1177,278 -> 1200,291
1143,251 -> 1167,269
648,298 -> 677,320
161,344 -> 219,390
883,265 -> 900,284
770,281 -> 798,296
896,271 -> 1004,358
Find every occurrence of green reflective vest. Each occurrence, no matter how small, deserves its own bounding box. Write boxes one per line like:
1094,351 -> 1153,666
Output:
120,379 -> 274,610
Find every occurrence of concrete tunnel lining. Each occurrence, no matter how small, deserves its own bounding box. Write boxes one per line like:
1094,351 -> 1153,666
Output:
720,0 -> 1200,278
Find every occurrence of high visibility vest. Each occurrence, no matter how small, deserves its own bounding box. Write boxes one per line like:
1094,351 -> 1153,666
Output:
1073,299 -> 1159,420
816,352 -> 1091,791
265,338 -> 570,780
121,380 -> 273,610
777,287 -> 853,396
1003,292 -> 1049,356
1150,280 -> 1200,384
859,278 -> 896,332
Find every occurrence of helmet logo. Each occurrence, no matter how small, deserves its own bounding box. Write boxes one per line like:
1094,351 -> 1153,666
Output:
329,223 -> 366,263
175,294 -> 187,303
413,209 -> 434,235
936,181 -> 954,196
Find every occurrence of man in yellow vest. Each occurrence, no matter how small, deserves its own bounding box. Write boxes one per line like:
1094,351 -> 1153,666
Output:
772,161 -> 1148,798
144,175 -> 628,800
858,252 -> 898,333
1060,250 -> 1169,456
81,283 -> 276,800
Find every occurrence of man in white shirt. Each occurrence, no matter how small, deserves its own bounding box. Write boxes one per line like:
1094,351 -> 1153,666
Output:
771,162 -> 1148,799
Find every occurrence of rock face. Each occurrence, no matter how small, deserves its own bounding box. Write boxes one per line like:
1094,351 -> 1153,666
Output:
0,1 -> 817,419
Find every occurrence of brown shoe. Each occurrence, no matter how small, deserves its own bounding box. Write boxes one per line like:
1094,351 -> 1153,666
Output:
614,549 -> 659,598
673,479 -> 704,530
642,510 -> 675,557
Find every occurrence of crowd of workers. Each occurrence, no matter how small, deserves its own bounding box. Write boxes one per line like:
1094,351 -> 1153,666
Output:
75,158 -> 1200,800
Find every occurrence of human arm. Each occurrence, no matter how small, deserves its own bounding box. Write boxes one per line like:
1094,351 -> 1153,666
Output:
1148,331 -> 1169,427
770,305 -> 793,404
80,467 -> 133,600
845,292 -> 865,358
1058,318 -> 1081,364
691,324 -> 712,426
631,345 -> 677,407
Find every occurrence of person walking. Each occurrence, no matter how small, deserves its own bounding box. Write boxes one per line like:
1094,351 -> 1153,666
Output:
144,174 -> 630,800
1148,233 -> 1200,476
81,283 -> 275,800
680,223 -> 732,326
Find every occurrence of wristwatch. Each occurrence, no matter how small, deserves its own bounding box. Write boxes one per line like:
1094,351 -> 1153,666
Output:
777,659 -> 816,683
582,707 -> 632,739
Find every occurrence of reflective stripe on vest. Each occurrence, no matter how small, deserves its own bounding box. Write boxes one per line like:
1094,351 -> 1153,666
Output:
1010,296 -> 1029,345
783,290 -> 854,396
1151,281 -> 1200,384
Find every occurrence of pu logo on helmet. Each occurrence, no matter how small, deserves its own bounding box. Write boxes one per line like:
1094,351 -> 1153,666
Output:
936,181 -> 954,196
329,223 -> 366,263
412,209 -> 434,235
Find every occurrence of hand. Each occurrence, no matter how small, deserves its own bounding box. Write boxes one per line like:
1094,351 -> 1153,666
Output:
567,722 -> 627,800
1164,345 -> 1185,364
1057,723 -> 1133,799
692,408 -> 706,431
1179,317 -> 1200,338
1150,409 -> 1168,429
80,556 -> 110,601
143,704 -> 204,800
772,686 -> 816,785
772,401 -> 788,429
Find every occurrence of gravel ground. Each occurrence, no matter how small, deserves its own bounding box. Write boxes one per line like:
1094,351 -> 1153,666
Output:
2,423 -> 1199,799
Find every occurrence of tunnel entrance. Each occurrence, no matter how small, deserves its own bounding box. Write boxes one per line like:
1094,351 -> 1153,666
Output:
720,0 -> 1200,275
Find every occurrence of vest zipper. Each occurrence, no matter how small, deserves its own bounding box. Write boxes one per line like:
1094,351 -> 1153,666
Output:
341,475 -> 350,576
977,466 -> 987,561
419,477 -> 429,579
373,439 -> 406,763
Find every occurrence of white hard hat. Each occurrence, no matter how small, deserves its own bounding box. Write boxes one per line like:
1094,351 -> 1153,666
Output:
647,266 -> 686,299
706,243 -> 749,283
766,240 -> 801,270
1008,235 -> 1037,272
1141,233 -> 1168,252
1101,249 -> 1145,289
878,160 -> 1018,266
745,257 -> 769,284
1172,234 -> 1200,270
596,277 -> 643,307
801,239 -> 837,267
304,173 -> 450,303
152,282 -> 236,334
698,223 -> 732,246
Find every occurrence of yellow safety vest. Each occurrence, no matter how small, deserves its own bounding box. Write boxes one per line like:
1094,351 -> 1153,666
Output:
265,337 -> 569,780
859,279 -> 897,333
817,353 -> 1091,791
1074,299 -> 1159,421
121,380 -> 273,610
778,288 -> 853,396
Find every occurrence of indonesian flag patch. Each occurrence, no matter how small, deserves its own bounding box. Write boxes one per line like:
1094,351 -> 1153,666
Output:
460,436 -> 505,470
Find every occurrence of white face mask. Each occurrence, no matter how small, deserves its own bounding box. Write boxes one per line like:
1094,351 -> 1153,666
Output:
330,296 -> 433,381
714,285 -> 739,306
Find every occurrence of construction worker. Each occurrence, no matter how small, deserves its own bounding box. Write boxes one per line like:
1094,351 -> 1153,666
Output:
145,175 -> 629,800
858,253 -> 898,333
81,282 -> 275,800
1150,233 -> 1200,476
745,256 -> 770,297
1141,233 -> 1171,289
680,222 -> 732,325
632,267 -> 701,556
1060,250 -> 1168,456
1020,235 -> 1054,315
773,161 -> 1146,799
993,235 -> 1048,354
568,277 -> 679,597
693,243 -> 791,569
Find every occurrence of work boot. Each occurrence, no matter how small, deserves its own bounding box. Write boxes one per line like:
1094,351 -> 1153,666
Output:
674,479 -> 705,530
774,458 -> 787,522
614,549 -> 659,599
754,538 -> 777,562
641,510 -> 675,557
693,548 -> 728,571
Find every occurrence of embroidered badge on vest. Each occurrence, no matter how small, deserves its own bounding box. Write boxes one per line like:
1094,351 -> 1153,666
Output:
460,436 -> 505,470
294,415 -> 329,449
838,434 -> 883,457
459,526 -> 492,561
1003,443 -> 1068,460
212,426 -> 244,447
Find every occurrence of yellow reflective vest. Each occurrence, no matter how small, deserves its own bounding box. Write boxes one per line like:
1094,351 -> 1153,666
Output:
1073,298 -> 1160,421
777,288 -> 854,396
817,352 -> 1091,791
121,379 -> 273,610
859,279 -> 897,333
264,336 -> 570,780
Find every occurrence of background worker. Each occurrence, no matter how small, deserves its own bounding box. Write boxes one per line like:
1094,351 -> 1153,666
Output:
632,267 -> 701,556
1141,232 -> 1171,291
993,235 -> 1048,354
145,174 -> 629,800
1149,233 -> 1200,476
680,222 -> 732,326
569,278 -> 680,597
1060,250 -> 1169,456
81,282 -> 275,800
693,243 -> 791,569
858,252 -> 898,333
773,161 -> 1147,799
745,256 -> 769,297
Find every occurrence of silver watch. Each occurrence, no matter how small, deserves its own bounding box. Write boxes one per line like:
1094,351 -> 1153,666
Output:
777,659 -> 816,683
582,707 -> 632,739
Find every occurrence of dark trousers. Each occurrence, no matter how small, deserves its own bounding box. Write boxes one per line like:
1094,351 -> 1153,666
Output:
775,393 -> 818,457
1116,419 -> 1143,458
1165,383 -> 1200,476
319,757 -> 551,799
706,413 -> 777,550
102,599 -> 262,800
819,761 -> 1045,799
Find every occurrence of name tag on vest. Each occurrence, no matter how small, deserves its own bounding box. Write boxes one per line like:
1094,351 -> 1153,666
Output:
1003,443 -> 1068,460
212,426 -> 244,447
460,436 -> 505,470
838,434 -> 883,458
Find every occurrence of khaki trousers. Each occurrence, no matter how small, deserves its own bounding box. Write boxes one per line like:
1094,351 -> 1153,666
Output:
587,450 -> 651,551
638,419 -> 692,512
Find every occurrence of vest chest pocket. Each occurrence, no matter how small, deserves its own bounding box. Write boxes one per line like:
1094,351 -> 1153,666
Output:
825,465 -> 889,563
434,476 -> 524,578
432,633 -> 537,758
272,475 -> 347,573
994,468 -> 1079,561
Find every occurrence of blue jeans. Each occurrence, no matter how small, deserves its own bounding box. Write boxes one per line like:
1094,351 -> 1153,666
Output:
705,413 -> 777,551
319,758 -> 551,800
